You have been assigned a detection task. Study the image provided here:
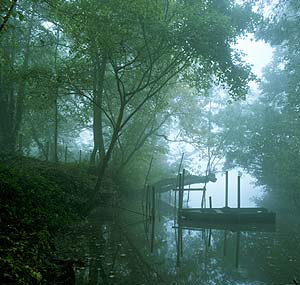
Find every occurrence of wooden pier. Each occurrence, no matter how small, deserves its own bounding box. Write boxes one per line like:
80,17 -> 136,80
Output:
143,158 -> 276,233
175,169 -> 276,227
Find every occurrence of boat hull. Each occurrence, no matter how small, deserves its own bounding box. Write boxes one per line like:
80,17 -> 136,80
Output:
179,207 -> 276,224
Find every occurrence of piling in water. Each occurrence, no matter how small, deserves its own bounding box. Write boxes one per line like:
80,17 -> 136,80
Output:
145,185 -> 150,233
225,171 -> 228,207
150,187 -> 155,253
178,173 -> 183,212
235,231 -> 241,268
223,230 -> 227,256
237,175 -> 241,208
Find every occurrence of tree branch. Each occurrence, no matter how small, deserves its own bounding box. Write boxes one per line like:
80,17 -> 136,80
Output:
0,0 -> 17,34
65,85 -> 116,129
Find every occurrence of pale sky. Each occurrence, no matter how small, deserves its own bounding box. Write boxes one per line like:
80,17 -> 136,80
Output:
237,34 -> 274,78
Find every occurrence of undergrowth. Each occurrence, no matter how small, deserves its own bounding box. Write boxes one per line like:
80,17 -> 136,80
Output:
0,156 -> 113,284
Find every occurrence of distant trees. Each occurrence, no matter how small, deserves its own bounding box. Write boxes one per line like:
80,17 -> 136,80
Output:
0,1 -> 90,159
214,0 -> 300,208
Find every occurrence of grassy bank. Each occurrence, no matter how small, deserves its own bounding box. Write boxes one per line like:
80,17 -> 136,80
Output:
0,156 -> 115,284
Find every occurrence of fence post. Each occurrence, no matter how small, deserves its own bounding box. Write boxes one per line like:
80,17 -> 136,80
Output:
64,145 -> 68,163
235,231 -> 241,268
150,186 -> 156,253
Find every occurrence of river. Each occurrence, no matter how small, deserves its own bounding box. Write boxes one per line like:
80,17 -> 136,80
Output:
72,172 -> 300,285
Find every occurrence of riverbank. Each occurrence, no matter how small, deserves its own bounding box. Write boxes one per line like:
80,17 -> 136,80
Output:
0,156 -> 115,284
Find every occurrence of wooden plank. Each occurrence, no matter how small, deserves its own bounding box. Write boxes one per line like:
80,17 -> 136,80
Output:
172,187 -> 206,191
174,222 -> 276,232
214,209 -> 223,214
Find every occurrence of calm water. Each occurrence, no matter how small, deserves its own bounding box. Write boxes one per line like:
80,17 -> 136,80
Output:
73,175 -> 300,285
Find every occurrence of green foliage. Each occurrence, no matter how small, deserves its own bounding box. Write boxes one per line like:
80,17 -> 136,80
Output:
1,0 -> 258,178
204,1 -> 300,210
216,53 -> 300,209
0,156 -> 99,283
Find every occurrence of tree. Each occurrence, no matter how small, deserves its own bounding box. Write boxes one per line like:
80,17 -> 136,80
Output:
56,0 -> 257,204
0,2 -> 34,155
215,49 -> 300,210
0,0 -> 18,34
0,0 -> 258,210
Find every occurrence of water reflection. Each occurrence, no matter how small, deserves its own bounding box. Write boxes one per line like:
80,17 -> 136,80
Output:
74,202 -> 300,285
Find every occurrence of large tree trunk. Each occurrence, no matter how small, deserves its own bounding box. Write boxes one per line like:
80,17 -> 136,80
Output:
0,82 -> 16,154
14,20 -> 32,154
53,28 -> 60,163
87,132 -> 119,210
90,54 -> 106,166
88,104 -> 125,209
53,93 -> 59,162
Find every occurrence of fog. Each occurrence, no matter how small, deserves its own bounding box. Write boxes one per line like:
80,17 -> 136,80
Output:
186,171 -> 263,208
1,0 -> 300,284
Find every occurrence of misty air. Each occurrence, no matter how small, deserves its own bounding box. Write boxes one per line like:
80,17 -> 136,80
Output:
0,1 -> 299,284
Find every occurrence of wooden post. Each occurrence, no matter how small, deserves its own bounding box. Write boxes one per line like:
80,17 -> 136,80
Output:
176,227 -> 182,267
143,157 -> 153,218
209,196 -> 212,208
225,171 -> 228,207
201,187 -> 206,208
174,178 -> 177,224
145,185 -> 150,233
158,191 -> 161,223
182,169 -> 185,207
237,175 -> 241,208
208,228 -> 212,247
187,184 -> 191,207
223,230 -> 227,256
79,150 -> 82,164
46,141 -> 49,161
18,133 -> 23,154
180,226 -> 183,257
150,187 -> 155,253
178,174 -> 183,212
235,231 -> 240,268
96,152 -> 99,165
175,153 -> 184,224
178,153 -> 184,174
64,145 -> 68,163
176,228 -> 180,267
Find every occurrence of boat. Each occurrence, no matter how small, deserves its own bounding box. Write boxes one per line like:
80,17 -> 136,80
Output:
179,207 -> 276,224
177,219 -> 276,232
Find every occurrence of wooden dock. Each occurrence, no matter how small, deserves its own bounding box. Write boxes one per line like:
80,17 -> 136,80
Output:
179,207 -> 276,224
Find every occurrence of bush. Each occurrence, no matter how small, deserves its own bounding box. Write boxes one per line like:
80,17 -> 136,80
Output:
0,156 -> 97,284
